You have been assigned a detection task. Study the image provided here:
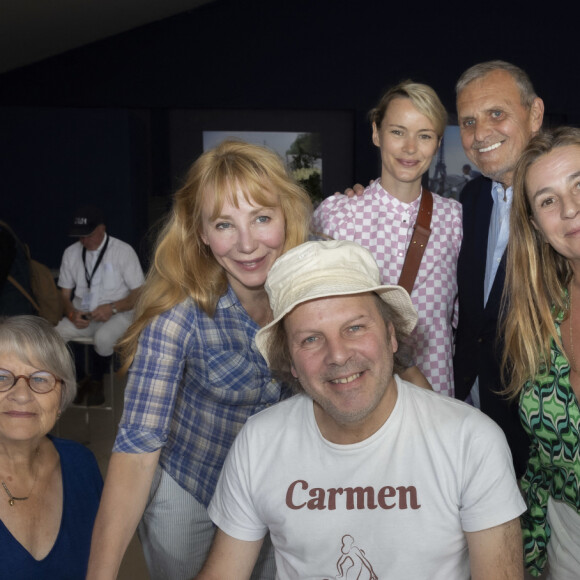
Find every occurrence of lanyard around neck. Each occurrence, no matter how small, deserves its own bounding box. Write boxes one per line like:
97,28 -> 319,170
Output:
82,234 -> 109,289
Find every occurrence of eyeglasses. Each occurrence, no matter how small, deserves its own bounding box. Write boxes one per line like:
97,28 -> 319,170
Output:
0,369 -> 61,394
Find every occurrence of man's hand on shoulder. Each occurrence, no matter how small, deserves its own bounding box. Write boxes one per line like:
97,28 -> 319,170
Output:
334,181 -> 371,198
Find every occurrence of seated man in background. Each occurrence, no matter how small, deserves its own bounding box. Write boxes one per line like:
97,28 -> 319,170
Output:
55,206 -> 144,405
196,240 -> 525,580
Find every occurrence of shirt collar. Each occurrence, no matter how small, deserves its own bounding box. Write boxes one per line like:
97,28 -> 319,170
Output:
217,284 -> 245,311
375,178 -> 422,211
83,232 -> 108,253
491,181 -> 513,205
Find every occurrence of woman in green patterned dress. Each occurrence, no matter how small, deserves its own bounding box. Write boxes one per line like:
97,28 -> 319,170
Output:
503,127 -> 580,579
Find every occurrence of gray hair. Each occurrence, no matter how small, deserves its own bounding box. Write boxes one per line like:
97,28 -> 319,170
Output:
456,60 -> 538,108
0,316 -> 76,411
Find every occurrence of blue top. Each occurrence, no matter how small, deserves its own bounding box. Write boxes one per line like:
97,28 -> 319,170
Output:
114,286 -> 291,507
484,182 -> 512,306
1,436 -> 103,579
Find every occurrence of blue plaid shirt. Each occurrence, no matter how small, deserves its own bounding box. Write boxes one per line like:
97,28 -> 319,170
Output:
114,286 -> 291,507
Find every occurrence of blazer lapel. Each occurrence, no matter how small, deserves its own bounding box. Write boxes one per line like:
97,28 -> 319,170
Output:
472,180 -> 494,310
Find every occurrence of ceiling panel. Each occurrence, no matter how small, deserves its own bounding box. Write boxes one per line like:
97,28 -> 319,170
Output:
0,0 -> 216,73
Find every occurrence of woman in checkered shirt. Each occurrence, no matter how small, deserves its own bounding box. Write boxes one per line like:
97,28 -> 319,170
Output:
312,81 -> 463,397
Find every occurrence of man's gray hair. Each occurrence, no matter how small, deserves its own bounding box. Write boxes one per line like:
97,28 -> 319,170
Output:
456,60 -> 538,108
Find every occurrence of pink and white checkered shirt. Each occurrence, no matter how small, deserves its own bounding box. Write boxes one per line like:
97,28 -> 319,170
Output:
311,179 -> 462,396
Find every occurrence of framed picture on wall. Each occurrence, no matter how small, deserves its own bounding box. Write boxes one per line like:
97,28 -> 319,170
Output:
428,122 -> 477,200
203,130 -> 322,204
166,109 -> 354,206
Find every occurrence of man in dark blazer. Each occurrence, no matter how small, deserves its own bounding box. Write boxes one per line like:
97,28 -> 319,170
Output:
453,61 -> 544,476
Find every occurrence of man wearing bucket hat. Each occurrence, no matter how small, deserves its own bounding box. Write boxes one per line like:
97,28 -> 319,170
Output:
197,240 -> 525,580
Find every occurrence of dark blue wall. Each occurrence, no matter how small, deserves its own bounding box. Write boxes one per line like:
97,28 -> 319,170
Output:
0,108 -> 148,268
0,0 -> 578,267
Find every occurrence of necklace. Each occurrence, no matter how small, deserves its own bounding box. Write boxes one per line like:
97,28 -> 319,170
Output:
570,283 -> 577,372
1,448 -> 40,507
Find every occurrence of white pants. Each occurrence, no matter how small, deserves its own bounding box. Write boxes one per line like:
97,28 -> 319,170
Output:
55,311 -> 132,356
138,467 -> 276,580
546,496 -> 580,580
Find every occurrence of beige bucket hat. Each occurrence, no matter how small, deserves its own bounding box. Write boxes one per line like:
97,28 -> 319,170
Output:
255,240 -> 418,365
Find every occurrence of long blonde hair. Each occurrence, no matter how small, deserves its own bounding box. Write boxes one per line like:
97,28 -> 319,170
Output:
119,139 -> 312,371
502,128 -> 577,397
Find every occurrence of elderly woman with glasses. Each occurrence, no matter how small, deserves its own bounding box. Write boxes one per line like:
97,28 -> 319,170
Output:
0,315 -> 103,579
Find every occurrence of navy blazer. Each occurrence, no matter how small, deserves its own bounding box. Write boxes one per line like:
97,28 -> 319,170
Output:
454,176 -> 529,476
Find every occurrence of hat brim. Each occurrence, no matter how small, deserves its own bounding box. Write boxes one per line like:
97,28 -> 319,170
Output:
255,283 -> 417,367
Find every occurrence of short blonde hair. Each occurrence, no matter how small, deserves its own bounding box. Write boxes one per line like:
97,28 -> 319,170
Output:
369,80 -> 448,137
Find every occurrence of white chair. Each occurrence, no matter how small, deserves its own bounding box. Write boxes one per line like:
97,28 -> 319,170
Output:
69,336 -> 117,441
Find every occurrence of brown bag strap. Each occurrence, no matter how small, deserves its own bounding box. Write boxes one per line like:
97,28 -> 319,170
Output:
397,189 -> 433,294
7,274 -> 41,312
1,220 -> 39,311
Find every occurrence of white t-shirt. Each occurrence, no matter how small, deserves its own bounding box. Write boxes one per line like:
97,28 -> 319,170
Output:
58,235 -> 144,312
209,376 -> 526,580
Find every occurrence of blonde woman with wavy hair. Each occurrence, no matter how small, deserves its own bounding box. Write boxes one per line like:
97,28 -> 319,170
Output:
87,140 -> 312,580
502,127 -> 580,578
